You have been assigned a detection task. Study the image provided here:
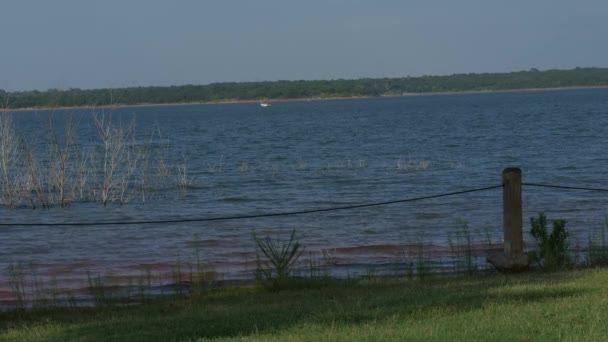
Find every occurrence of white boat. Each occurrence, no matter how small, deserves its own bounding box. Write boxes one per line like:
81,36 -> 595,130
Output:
260,102 -> 271,107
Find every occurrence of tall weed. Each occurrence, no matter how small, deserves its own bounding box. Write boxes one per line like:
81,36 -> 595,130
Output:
588,214 -> 608,266
448,222 -> 478,275
254,229 -> 303,289
6,262 -> 28,308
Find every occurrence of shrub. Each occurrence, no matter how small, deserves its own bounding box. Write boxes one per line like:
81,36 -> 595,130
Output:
254,229 -> 303,289
529,212 -> 569,268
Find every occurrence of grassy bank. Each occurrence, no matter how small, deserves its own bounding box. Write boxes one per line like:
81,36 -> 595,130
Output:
2,268 -> 608,341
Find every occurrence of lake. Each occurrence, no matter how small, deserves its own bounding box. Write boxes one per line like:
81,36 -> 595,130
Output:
2,88 -> 608,302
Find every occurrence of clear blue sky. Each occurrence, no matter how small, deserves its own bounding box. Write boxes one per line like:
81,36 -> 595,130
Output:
1,0 -> 607,91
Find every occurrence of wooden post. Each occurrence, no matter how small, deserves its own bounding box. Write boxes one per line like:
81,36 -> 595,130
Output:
487,167 -> 529,272
503,167 -> 523,257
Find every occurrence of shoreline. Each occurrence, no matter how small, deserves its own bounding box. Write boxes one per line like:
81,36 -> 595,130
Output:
1,85 -> 607,113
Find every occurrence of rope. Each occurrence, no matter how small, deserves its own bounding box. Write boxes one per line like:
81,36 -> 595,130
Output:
0,184 -> 503,227
522,182 -> 608,193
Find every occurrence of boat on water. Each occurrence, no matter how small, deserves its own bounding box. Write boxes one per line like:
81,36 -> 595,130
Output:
259,102 -> 271,107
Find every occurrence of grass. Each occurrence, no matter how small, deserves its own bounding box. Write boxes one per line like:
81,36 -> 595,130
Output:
2,268 -> 608,341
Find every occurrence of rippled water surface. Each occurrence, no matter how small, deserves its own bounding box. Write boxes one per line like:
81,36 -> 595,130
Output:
2,88 -> 608,299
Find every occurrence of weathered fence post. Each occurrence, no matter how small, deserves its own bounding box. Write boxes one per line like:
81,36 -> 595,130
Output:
503,167 -> 524,257
487,167 -> 529,272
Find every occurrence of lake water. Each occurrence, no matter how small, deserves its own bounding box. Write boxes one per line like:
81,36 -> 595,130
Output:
2,88 -> 608,301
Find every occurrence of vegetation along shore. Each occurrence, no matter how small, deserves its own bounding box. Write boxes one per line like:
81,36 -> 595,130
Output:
2,213 -> 608,340
1,67 -> 608,111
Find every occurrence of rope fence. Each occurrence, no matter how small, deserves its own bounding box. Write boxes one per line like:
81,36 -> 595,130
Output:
0,184 -> 503,227
2,178 -> 608,228
3,168 -> 608,304
522,183 -> 608,192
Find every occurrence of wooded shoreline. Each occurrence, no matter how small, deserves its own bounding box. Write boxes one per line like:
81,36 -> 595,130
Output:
1,85 -> 607,113
2,67 -> 608,111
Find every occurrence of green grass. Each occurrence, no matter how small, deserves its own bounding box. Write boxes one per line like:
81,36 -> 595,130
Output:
2,268 -> 608,341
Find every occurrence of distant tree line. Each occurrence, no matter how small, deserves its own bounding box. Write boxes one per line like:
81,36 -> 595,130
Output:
1,67 -> 608,109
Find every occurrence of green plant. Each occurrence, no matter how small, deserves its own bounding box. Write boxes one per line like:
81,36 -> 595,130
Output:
6,268 -> 608,341
86,271 -> 108,307
403,241 -> 431,281
310,248 -> 337,280
6,262 -> 28,309
136,266 -> 154,303
254,229 -> 303,288
171,254 -> 185,296
28,264 -> 47,308
189,233 -> 213,296
49,275 -> 60,307
415,243 -> 432,280
529,212 -> 569,268
588,214 -> 608,266
305,252 -> 318,279
448,222 -> 478,275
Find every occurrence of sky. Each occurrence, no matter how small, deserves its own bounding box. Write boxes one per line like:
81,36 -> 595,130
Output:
1,0 -> 607,91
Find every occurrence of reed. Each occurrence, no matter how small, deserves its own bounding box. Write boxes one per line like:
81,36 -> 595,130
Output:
206,155 -> 224,174
28,264 -> 45,308
0,113 -> 20,207
414,243 -> 432,280
587,214 -> 608,266
86,271 -> 108,307
177,157 -> 193,192
4,228 -> 608,311
304,252 -> 325,279
6,262 -> 28,309
5,262 -> 58,309
402,236 -> 432,281
189,233 -> 212,295
171,254 -> 185,296
154,125 -> 172,182
448,222 -> 478,275
0,110 -> 193,209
